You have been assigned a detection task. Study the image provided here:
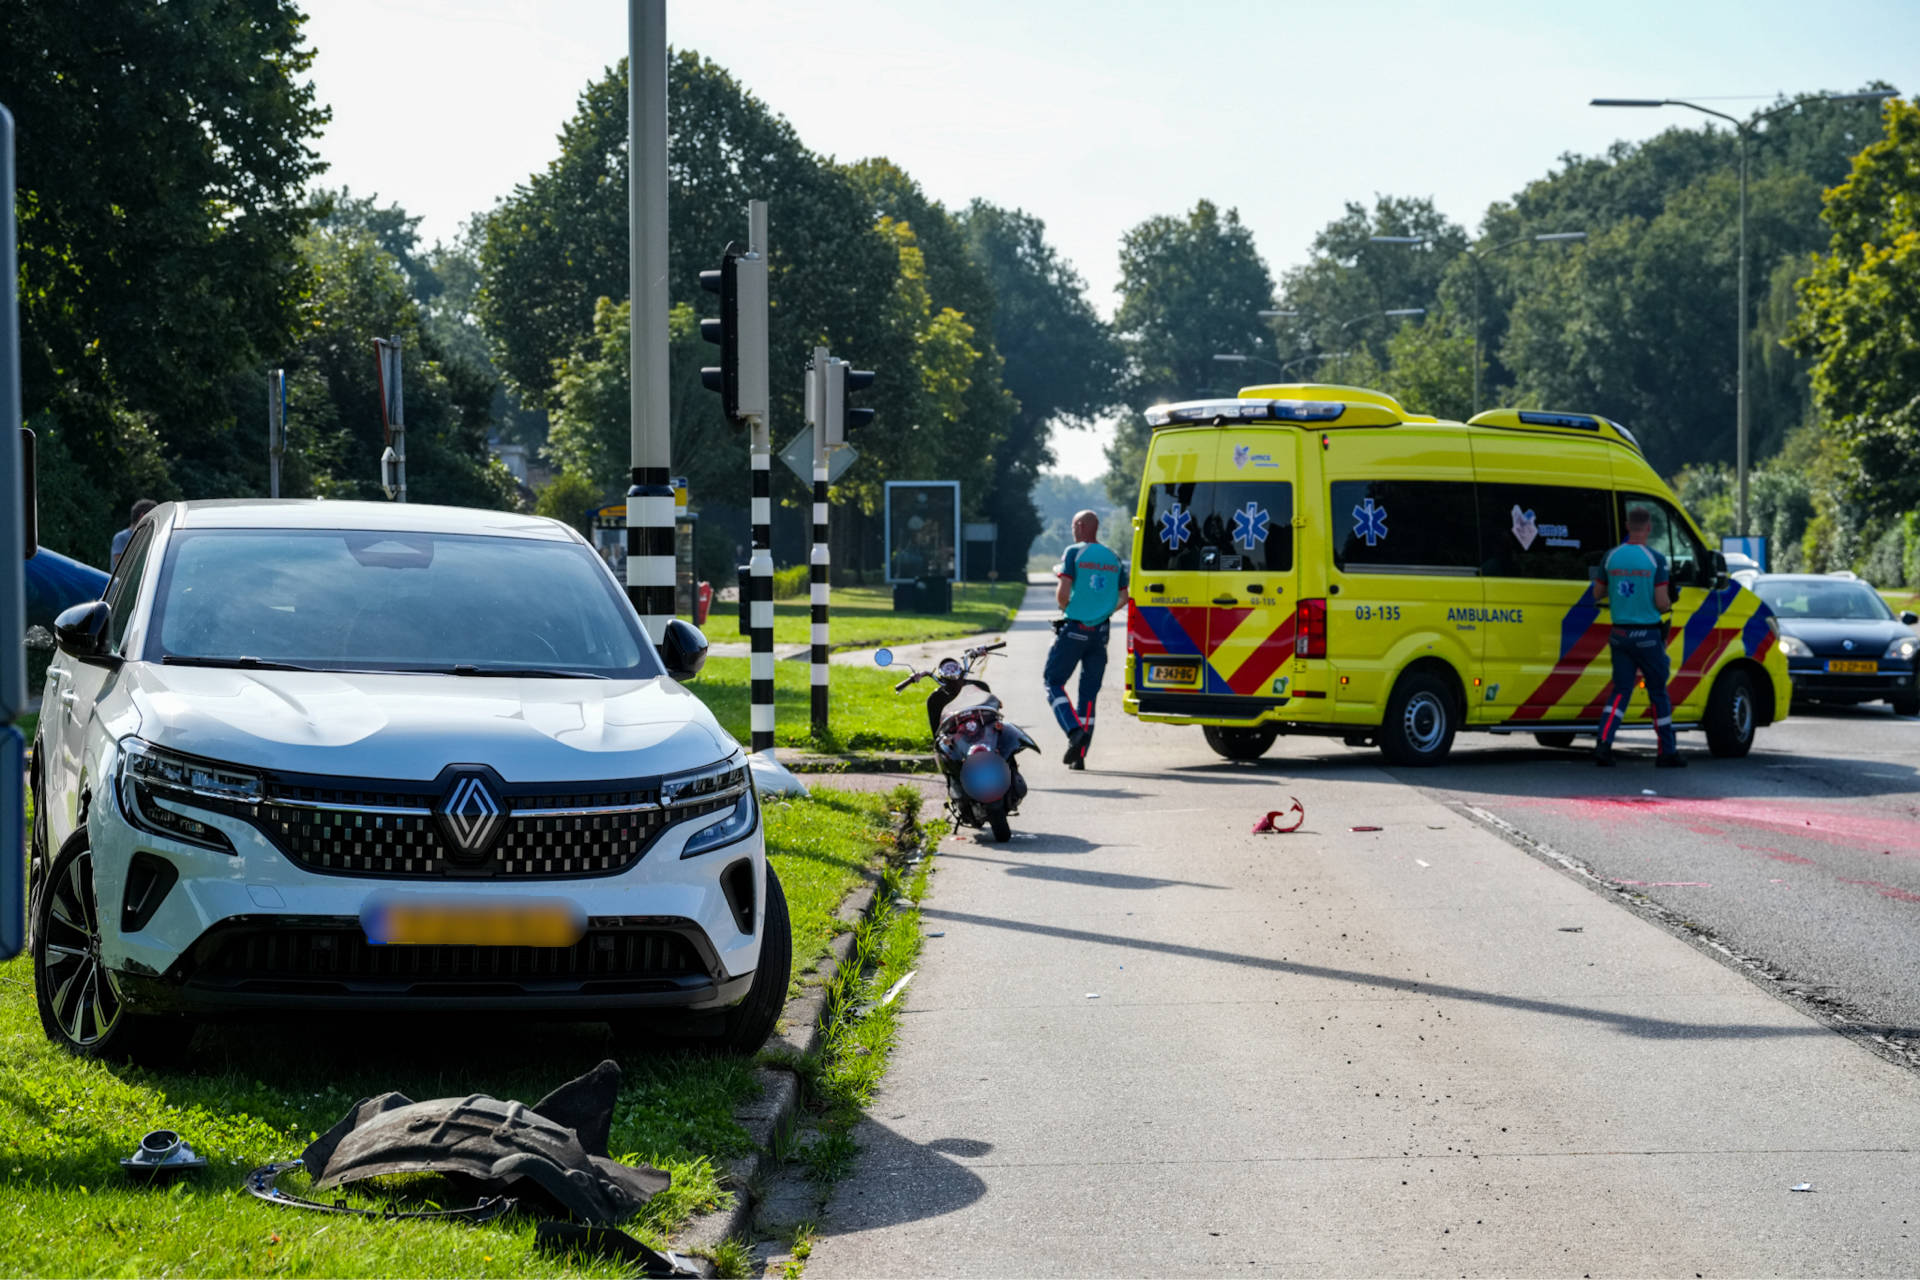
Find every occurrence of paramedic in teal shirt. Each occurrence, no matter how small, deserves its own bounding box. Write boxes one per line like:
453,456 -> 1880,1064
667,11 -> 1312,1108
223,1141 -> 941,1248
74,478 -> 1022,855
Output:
1590,504 -> 1683,768
1045,510 -> 1128,770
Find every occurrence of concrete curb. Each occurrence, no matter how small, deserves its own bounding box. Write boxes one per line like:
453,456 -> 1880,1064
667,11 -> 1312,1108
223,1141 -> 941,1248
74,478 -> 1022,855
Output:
671,868 -> 887,1264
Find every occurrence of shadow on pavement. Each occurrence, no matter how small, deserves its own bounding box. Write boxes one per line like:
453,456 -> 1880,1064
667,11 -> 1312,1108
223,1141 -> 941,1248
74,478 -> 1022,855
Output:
917,907 -> 1920,1043
825,1117 -> 988,1233
942,850 -> 1226,892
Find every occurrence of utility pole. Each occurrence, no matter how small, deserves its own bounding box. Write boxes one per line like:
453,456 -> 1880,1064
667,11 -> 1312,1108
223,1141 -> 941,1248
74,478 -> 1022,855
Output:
743,201 -> 774,753
809,346 -> 832,737
267,368 -> 285,498
1,104 -> 25,960
626,0 -> 675,641
374,337 -> 405,502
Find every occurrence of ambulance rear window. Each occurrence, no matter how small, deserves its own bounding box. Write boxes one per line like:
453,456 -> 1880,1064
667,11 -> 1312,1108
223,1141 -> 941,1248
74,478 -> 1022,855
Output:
1142,482 -> 1292,574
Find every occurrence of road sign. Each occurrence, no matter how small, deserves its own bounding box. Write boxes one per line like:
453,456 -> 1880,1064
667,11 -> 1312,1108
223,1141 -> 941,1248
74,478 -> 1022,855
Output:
780,427 -> 857,484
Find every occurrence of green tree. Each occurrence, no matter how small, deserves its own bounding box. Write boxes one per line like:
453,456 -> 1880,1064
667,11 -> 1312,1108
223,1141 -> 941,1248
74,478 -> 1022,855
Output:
1103,201 -> 1274,503
4,0 -> 329,552
959,201 -> 1124,576
1381,312 -> 1475,421
1272,196 -> 1466,370
1788,96 -> 1920,522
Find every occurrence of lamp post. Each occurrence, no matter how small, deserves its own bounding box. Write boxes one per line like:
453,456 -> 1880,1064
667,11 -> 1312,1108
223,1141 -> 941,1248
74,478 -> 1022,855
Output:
1332,308 -> 1424,382
1212,351 -> 1288,376
1592,89 -> 1897,535
1370,232 -> 1586,416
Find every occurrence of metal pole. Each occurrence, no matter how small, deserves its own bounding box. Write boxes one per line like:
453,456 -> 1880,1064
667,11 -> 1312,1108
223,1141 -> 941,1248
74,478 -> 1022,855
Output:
267,368 -> 284,498
746,201 -> 774,754
390,341 -> 405,503
1469,255 -> 1483,416
626,0 -> 675,642
0,104 -> 24,961
810,347 -> 831,738
1735,128 -> 1750,535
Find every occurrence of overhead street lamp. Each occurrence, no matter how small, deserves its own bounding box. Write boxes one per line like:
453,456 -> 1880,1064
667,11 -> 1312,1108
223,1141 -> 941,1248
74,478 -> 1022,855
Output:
1593,88 -> 1898,536
1370,232 -> 1587,415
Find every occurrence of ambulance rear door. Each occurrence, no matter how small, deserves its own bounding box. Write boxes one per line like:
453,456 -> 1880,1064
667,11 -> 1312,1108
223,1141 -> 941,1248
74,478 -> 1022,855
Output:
1196,430 -> 1301,705
1131,428 -> 1220,704
1470,435 -> 1617,725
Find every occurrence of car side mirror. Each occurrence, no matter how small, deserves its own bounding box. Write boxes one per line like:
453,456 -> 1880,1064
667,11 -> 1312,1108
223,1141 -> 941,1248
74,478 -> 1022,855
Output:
53,600 -> 116,666
1703,550 -> 1728,591
1903,611 -> 1919,627
661,618 -> 708,681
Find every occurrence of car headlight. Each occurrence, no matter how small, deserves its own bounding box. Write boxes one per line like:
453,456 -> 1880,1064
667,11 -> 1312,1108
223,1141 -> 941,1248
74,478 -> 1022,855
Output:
116,737 -> 261,853
1885,635 -> 1919,662
664,755 -> 757,858
1778,634 -> 1813,659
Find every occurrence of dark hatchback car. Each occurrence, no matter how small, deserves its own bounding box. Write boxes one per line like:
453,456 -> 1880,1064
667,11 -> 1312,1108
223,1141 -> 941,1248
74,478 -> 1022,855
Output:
1751,574 -> 1919,716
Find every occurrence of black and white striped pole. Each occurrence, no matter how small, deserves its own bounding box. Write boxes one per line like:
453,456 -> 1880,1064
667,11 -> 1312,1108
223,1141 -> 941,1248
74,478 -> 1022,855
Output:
808,347 -> 832,736
626,0 -> 674,640
741,201 -> 774,754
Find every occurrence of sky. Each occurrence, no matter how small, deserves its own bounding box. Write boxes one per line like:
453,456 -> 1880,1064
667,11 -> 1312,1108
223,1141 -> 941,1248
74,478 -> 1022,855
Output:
303,0 -> 1916,479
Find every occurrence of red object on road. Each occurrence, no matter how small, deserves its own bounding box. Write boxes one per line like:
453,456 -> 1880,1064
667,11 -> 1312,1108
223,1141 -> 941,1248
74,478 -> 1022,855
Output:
695,581 -> 712,625
1349,825 -> 1383,832
1252,799 -> 1306,834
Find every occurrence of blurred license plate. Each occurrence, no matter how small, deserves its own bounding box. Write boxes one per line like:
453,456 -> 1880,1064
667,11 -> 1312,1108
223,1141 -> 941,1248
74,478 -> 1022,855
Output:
1145,661 -> 1200,687
1827,659 -> 1877,673
361,896 -> 585,947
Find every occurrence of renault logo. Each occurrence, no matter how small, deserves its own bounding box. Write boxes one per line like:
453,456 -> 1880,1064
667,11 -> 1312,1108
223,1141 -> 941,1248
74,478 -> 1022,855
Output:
439,774 -> 503,855
1843,639 -> 1855,651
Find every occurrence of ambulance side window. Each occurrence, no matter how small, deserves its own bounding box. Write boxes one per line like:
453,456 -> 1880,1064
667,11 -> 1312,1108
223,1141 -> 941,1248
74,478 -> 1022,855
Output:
1329,480 -> 1478,574
1477,484 -> 1613,581
1140,482 -> 1207,573
1200,482 -> 1292,573
1618,493 -> 1707,587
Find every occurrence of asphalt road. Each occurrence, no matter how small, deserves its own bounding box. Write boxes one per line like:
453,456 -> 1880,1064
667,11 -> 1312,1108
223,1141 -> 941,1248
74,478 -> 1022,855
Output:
1393,702 -> 1920,1043
807,587 -> 1920,1277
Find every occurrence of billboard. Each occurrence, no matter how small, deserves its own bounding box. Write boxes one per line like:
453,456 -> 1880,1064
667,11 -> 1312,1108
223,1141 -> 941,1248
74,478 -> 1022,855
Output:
885,481 -> 959,583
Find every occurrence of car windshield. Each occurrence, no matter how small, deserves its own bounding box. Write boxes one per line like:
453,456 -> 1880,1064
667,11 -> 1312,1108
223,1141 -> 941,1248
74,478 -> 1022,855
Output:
147,528 -> 661,677
1755,580 -> 1895,622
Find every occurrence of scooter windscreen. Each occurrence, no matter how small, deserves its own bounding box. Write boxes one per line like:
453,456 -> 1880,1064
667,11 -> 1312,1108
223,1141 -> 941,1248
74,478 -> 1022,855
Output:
959,745 -> 1013,804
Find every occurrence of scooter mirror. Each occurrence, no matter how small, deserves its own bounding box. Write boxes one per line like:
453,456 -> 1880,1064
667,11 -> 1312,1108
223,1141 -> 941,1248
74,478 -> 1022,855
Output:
873,648 -> 894,668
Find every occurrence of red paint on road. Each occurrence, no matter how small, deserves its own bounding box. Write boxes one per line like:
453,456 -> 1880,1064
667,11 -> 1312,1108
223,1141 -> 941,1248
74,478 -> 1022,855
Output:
1838,878 -> 1920,905
1511,794 -> 1920,857
1737,844 -> 1817,866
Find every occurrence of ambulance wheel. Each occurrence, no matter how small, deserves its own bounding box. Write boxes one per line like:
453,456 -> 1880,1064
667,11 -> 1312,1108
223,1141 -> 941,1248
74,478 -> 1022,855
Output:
1381,670 -> 1457,767
1534,731 -> 1580,750
1704,668 -> 1757,758
1203,726 -> 1277,761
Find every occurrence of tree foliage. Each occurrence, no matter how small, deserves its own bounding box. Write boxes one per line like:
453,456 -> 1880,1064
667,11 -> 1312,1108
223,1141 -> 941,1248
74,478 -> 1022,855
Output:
1788,97 -> 1920,522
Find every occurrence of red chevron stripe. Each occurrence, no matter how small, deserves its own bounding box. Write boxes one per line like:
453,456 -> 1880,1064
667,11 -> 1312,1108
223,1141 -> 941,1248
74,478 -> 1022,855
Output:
1510,621 -> 1611,721
1647,626 -> 1739,717
1224,611 -> 1300,696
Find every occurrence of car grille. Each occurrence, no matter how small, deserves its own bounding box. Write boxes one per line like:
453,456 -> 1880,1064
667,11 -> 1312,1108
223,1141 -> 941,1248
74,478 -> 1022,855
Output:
188,924 -> 708,988
245,778 -> 741,881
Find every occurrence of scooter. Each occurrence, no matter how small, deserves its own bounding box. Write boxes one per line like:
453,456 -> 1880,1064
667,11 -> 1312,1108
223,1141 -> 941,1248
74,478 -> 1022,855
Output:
875,641 -> 1035,842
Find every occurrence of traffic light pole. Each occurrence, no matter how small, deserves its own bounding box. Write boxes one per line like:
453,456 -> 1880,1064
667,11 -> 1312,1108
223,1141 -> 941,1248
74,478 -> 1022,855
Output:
745,200 -> 774,754
1,104 -> 25,960
809,347 -> 831,737
626,0 -> 675,642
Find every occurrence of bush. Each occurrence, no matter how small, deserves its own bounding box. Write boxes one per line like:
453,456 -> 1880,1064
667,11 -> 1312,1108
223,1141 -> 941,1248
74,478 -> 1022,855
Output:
1863,522 -> 1908,589
771,563 -> 810,600
1904,512 -> 1920,589
534,470 -> 604,537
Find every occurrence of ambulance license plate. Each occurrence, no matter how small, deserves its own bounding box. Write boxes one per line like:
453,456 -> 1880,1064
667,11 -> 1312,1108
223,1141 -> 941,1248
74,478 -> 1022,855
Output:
1827,659 -> 1877,674
1145,661 -> 1200,687
361,895 -> 585,947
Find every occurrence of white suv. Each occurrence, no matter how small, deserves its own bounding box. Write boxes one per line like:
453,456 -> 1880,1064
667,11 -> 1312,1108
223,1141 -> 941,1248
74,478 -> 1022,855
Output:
29,500 -> 789,1061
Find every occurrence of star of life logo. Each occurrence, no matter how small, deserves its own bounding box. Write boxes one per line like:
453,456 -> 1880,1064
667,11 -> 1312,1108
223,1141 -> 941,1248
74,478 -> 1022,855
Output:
1159,502 -> 1193,551
1352,498 -> 1389,548
1231,501 -> 1270,552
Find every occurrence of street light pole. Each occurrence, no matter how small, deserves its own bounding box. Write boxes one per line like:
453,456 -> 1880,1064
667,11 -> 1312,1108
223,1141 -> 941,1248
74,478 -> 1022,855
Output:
1592,90 -> 1896,536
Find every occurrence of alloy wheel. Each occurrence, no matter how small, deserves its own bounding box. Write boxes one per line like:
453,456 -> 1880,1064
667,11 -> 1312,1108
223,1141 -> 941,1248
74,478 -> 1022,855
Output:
39,851 -> 123,1048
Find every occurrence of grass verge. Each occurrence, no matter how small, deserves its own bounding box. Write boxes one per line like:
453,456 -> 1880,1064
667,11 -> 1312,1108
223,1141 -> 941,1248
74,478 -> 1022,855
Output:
0,786 -> 903,1277
687,660 -> 931,754
709,583 -> 1023,650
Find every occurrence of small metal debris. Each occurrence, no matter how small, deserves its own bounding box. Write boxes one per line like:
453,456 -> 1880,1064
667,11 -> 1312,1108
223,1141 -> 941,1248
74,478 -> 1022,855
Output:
1085,993 -> 1100,999
878,969 -> 917,1007
1641,789 -> 1658,796
122,1129 -> 207,1182
1790,1182 -> 1814,1192
1558,926 -> 1584,933
1350,825 -> 1383,832
926,931 -> 946,938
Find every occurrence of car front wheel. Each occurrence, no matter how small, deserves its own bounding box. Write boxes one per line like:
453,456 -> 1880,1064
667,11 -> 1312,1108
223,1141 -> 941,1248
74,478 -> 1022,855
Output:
717,864 -> 792,1055
33,844 -> 190,1064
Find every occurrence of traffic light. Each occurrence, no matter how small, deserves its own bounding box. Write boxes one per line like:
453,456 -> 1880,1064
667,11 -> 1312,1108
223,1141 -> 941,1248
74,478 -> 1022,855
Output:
823,359 -> 876,444
699,241 -> 768,426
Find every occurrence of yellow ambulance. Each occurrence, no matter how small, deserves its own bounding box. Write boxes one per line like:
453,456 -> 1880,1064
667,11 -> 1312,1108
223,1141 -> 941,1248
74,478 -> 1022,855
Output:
1121,385 -> 1791,765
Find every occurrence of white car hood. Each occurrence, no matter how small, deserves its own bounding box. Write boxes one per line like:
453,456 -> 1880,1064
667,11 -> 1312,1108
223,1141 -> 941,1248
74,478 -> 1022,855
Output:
123,665 -> 734,783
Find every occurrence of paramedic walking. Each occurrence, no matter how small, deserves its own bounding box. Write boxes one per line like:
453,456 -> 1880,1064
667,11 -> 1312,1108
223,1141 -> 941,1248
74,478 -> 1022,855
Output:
1045,510 -> 1127,770
1591,505 -> 1684,768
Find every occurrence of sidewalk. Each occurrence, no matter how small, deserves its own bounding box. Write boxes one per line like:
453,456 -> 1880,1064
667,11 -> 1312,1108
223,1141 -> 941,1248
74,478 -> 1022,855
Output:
808,585 -> 1920,1276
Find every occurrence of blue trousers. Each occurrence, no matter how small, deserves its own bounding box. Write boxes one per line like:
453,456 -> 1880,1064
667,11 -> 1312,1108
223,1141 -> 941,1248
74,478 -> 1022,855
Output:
1598,624 -> 1677,754
1043,621 -> 1109,738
